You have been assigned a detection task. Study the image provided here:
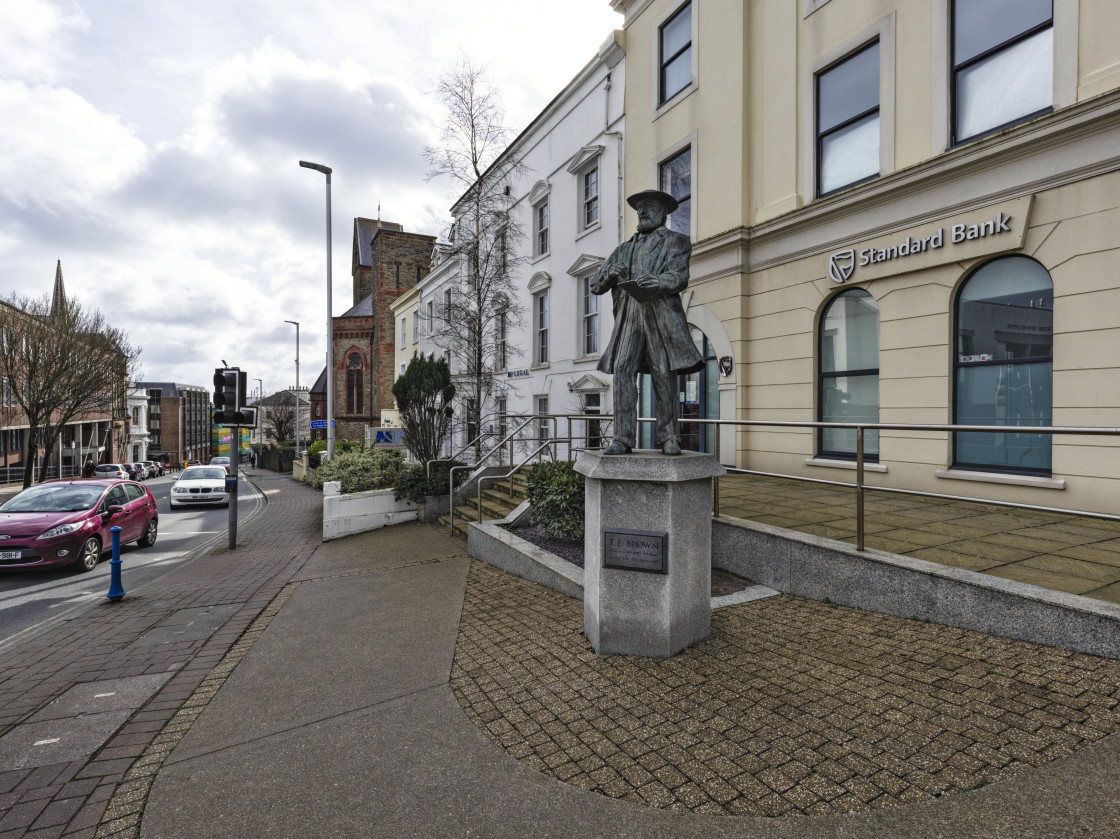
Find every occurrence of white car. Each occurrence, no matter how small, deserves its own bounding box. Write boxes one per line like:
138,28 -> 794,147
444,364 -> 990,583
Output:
169,466 -> 230,508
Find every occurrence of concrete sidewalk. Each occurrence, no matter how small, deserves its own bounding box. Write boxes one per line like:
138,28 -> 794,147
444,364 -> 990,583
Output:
142,525 -> 1120,837
2,472 -> 1119,838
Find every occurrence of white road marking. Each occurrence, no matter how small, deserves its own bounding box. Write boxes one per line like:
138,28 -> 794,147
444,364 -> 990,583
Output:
34,738 -> 61,746
94,692 -> 116,698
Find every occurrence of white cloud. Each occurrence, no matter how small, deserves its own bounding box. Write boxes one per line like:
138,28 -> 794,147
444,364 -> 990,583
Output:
0,79 -> 147,212
0,0 -> 624,401
0,0 -> 89,82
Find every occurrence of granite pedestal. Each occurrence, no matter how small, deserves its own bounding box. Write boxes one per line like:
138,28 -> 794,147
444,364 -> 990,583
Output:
575,450 -> 725,658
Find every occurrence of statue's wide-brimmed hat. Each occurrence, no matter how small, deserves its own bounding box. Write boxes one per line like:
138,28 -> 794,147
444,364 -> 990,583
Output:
627,189 -> 679,214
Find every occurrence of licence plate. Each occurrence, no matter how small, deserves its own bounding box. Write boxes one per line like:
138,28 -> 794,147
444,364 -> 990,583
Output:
0,551 -> 21,560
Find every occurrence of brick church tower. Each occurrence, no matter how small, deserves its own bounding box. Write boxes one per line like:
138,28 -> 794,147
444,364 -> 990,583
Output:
310,218 -> 435,443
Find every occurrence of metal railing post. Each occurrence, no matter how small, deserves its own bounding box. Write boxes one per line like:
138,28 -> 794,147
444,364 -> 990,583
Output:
856,427 -> 865,551
713,419 -> 721,517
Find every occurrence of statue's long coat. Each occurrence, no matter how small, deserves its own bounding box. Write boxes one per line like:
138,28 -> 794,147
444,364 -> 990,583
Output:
589,225 -> 705,376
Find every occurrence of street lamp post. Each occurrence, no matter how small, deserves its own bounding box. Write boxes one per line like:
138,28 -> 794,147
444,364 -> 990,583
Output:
284,320 -> 300,459
254,378 -> 263,468
299,160 -> 334,460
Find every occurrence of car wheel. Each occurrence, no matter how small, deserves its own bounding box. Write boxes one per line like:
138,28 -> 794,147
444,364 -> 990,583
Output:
75,537 -> 101,572
137,518 -> 158,548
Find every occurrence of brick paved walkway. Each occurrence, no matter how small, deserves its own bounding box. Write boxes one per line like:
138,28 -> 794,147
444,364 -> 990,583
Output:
451,560 -> 1120,818
717,474 -> 1120,604
0,473 -> 321,839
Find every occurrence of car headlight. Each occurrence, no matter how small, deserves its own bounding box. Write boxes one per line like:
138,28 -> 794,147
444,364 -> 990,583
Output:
37,522 -> 83,540
172,487 -> 188,494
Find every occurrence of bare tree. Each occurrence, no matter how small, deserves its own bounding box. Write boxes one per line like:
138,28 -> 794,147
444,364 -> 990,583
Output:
424,57 -> 526,460
0,294 -> 141,487
265,402 -> 296,444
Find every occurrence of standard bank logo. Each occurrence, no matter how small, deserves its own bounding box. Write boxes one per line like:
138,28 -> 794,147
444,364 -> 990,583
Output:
828,249 -> 856,283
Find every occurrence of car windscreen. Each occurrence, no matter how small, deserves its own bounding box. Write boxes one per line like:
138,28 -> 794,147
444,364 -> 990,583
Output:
0,485 -> 105,513
181,468 -> 225,481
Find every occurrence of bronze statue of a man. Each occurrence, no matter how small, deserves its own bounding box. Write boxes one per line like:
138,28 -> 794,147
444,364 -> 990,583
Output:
590,189 -> 704,456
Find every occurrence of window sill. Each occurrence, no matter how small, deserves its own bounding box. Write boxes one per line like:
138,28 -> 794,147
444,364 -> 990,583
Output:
530,363 -> 550,371
653,82 -> 698,122
575,222 -> 601,242
934,468 -> 1065,490
531,251 -> 549,265
805,457 -> 887,473
574,353 -> 601,364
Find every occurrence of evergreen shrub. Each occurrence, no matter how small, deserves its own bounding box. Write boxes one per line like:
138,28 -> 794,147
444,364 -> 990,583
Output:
394,460 -> 466,505
526,460 -> 584,539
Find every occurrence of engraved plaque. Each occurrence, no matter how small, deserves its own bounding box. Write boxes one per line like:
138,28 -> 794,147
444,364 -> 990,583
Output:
602,528 -> 668,574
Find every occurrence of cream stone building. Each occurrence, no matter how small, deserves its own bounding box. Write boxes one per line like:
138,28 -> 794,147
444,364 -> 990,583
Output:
387,284 -> 422,430
607,0 -> 1120,515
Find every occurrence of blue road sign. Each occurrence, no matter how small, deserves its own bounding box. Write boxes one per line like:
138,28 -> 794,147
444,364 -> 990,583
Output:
309,419 -> 338,429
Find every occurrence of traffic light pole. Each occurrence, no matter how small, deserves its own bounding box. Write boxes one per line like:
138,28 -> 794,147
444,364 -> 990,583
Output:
214,366 -> 250,551
228,428 -> 238,550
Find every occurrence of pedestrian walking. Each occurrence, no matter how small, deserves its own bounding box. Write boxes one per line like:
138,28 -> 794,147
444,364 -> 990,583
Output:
82,457 -> 95,478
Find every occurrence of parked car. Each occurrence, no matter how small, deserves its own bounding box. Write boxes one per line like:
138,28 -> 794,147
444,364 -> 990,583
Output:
122,463 -> 142,481
169,466 -> 230,509
0,479 -> 158,572
143,460 -> 163,477
209,456 -> 231,474
93,463 -> 128,480
187,459 -> 202,466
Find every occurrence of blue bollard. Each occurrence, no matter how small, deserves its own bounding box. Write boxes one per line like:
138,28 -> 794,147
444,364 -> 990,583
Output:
106,526 -> 125,602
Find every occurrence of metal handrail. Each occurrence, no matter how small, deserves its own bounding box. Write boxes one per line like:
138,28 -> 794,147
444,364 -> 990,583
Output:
475,440 -> 556,525
439,409 -> 1120,549
446,416 -> 546,536
426,410 -> 505,477
660,416 -> 1120,551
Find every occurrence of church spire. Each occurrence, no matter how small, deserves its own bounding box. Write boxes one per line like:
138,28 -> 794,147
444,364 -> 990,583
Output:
50,260 -> 67,316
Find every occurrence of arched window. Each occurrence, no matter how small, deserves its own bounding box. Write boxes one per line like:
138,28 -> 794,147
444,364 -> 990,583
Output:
346,352 -> 364,415
954,256 -> 1053,473
819,289 -> 879,459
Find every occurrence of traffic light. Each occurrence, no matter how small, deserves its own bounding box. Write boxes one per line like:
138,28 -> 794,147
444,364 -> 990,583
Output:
213,368 -> 251,425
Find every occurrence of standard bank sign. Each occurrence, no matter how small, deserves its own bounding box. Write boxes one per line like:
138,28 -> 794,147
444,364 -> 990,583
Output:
827,196 -> 1032,284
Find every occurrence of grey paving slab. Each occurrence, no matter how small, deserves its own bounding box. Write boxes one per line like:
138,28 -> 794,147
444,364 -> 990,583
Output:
292,519 -> 467,581
141,682 -> 1120,839
0,711 -> 133,770
129,604 -> 241,646
165,556 -> 471,764
28,673 -> 172,722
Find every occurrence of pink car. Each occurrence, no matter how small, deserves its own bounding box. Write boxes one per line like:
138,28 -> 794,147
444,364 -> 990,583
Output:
0,479 -> 159,572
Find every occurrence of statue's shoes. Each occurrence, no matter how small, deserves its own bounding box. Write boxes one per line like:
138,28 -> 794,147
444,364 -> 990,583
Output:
602,440 -> 632,455
662,439 -> 681,456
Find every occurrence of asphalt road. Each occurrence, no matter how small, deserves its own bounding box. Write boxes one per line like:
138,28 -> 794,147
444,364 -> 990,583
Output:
0,470 -> 265,648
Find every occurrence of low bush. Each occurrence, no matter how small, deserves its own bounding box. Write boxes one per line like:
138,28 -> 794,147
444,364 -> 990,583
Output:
526,459 -> 584,539
394,460 -> 466,505
307,438 -> 362,469
313,447 -> 405,494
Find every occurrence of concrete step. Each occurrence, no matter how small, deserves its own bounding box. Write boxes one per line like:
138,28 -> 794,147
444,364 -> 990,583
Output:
481,488 -> 525,508
453,505 -> 505,523
462,496 -> 516,520
438,514 -> 470,538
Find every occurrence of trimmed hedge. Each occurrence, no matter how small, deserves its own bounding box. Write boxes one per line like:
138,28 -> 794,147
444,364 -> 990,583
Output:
313,447 -> 405,494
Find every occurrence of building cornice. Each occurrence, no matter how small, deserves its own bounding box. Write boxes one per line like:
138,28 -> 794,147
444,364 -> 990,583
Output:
693,90 -> 1120,278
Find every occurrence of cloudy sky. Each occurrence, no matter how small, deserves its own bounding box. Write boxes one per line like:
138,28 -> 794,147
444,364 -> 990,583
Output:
0,0 -> 622,402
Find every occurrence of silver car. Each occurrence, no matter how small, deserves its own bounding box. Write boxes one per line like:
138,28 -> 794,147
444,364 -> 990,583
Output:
169,466 -> 230,508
